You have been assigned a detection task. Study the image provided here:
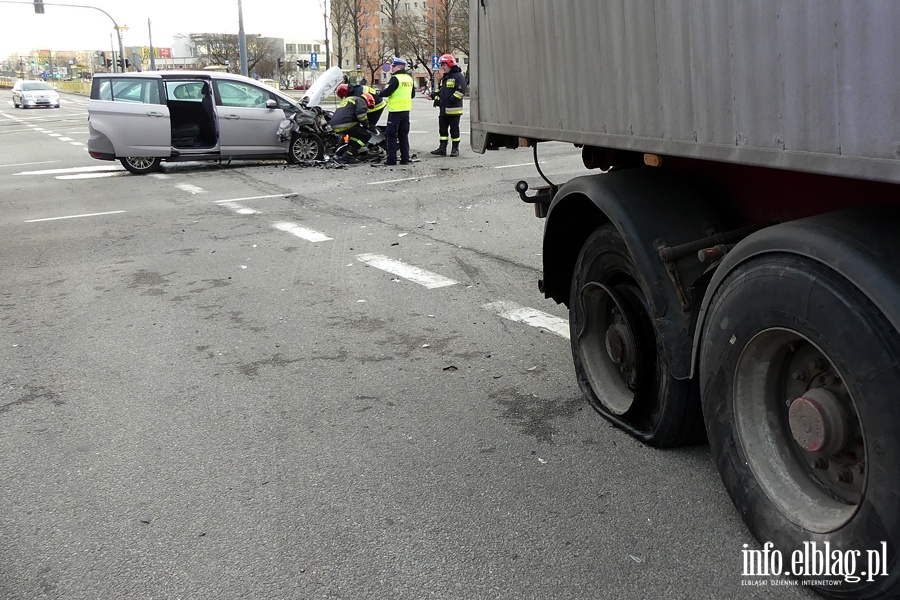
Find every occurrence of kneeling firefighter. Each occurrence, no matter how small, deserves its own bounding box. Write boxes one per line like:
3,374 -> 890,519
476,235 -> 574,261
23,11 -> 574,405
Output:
350,81 -> 388,132
331,84 -> 374,159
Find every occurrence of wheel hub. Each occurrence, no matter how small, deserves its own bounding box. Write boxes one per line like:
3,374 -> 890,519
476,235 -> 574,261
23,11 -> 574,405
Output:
577,282 -> 650,414
788,388 -> 848,454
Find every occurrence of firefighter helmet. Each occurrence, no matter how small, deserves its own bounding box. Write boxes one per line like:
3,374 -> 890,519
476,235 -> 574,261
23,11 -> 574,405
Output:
362,92 -> 376,109
336,83 -> 350,99
439,54 -> 456,68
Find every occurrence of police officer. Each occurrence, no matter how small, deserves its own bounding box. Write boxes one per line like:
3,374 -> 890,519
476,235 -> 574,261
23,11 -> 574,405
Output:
430,54 -> 466,157
331,84 -> 373,160
377,57 -> 415,166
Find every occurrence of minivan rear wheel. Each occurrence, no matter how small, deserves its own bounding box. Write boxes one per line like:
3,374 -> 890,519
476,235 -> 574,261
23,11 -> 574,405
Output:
120,157 -> 162,175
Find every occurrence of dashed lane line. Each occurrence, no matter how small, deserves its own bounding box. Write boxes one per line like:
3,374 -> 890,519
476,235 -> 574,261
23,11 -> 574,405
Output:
483,300 -> 570,339
218,202 -> 258,215
214,193 -> 297,203
273,221 -> 333,242
367,174 -> 435,185
175,183 -> 206,194
15,165 -> 123,176
0,160 -> 59,169
56,172 -> 126,180
355,253 -> 458,289
25,210 -> 126,223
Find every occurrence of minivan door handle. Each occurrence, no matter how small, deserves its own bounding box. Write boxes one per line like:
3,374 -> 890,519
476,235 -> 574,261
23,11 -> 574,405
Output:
146,111 -> 164,117
222,114 -> 241,120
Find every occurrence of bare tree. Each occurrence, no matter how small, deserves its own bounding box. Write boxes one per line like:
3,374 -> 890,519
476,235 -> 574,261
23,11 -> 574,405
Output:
450,0 -> 469,58
396,11 -> 436,83
363,34 -> 392,84
191,33 -> 280,76
330,0 -> 353,70
379,0 -> 404,58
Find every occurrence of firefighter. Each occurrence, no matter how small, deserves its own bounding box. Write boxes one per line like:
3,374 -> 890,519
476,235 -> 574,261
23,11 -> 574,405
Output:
430,54 -> 467,157
377,57 -> 416,166
331,84 -> 373,160
350,81 -> 388,131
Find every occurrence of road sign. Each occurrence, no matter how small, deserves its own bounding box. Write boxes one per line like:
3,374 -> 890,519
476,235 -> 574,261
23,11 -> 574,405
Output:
310,52 -> 319,70
431,54 -> 438,70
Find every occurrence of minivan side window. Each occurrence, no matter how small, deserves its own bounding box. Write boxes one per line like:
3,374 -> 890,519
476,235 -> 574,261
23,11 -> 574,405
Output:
93,78 -> 161,104
214,81 -> 271,109
166,81 -> 207,102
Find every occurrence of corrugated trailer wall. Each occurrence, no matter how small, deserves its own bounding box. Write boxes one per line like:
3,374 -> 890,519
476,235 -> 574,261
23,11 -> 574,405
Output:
471,0 -> 900,184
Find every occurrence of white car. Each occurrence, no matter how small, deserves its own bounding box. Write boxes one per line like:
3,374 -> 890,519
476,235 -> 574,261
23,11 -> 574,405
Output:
87,71 -> 321,174
12,80 -> 60,108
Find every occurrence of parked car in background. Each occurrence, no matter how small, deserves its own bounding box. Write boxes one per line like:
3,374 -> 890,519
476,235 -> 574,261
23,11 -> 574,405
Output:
12,80 -> 60,108
87,71 -> 323,174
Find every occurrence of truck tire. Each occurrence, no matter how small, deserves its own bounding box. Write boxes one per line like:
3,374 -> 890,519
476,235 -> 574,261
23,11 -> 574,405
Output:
700,253 -> 900,599
569,224 -> 704,447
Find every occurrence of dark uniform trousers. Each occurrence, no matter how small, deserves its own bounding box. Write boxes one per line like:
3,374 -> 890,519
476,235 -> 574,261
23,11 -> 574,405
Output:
386,111 -> 411,163
438,114 -> 461,143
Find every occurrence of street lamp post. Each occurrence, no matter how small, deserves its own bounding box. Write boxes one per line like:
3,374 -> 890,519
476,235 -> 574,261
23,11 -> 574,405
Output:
432,0 -> 437,87
148,19 -> 156,71
237,0 -> 248,76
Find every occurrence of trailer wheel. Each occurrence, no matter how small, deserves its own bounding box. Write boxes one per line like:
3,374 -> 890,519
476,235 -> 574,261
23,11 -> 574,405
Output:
700,253 -> 900,599
570,224 -> 703,447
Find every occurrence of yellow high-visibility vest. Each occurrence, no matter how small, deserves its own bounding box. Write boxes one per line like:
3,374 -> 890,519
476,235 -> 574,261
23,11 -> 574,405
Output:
387,73 -> 413,112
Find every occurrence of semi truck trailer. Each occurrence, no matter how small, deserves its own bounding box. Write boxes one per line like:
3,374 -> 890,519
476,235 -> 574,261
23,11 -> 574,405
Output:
471,2 -> 900,597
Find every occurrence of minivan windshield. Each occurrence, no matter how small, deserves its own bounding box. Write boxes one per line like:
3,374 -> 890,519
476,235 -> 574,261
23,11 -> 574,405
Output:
23,82 -> 53,91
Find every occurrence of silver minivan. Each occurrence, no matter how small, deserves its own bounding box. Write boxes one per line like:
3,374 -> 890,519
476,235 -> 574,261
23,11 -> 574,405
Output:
87,71 -> 321,174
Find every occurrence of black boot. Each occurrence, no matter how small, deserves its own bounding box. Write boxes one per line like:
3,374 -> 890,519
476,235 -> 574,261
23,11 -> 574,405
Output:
430,140 -> 447,156
449,141 -> 460,157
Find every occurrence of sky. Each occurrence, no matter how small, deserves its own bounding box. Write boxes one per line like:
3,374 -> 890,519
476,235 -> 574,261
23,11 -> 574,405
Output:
0,0 -> 327,58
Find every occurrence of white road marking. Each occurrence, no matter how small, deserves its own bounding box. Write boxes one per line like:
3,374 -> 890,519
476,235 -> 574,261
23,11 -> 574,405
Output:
367,174 -> 435,185
149,173 -> 171,179
16,165 -> 123,175
56,172 -> 127,180
0,160 -> 59,169
355,253 -> 458,289
69,142 -> 84,146
494,162 -> 535,169
273,221 -> 333,242
47,133 -> 62,137
219,202 -> 258,215
26,210 -> 126,223
214,193 -> 294,204
57,137 -> 73,142
483,301 -> 570,339
175,183 -> 206,194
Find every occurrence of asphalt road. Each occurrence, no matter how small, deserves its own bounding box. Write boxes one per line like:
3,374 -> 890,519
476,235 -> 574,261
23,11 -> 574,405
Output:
0,92 -> 815,599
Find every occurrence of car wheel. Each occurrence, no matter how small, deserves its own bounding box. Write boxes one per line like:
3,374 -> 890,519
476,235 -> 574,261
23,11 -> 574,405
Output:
700,253 -> 900,598
54,104 -> 60,108
289,133 -> 324,162
119,157 -> 162,175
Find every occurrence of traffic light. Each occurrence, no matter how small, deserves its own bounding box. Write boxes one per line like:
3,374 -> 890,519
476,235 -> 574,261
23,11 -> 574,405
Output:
277,58 -> 283,69
33,0 -> 44,14
296,59 -> 302,68
106,59 -> 113,68
298,59 -> 309,69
